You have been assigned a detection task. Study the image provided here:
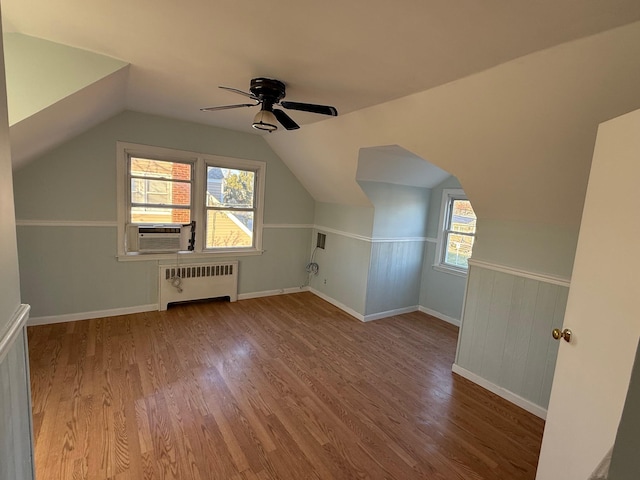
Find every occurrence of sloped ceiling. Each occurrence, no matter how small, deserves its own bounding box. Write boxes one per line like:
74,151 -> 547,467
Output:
267,22 -> 640,226
4,0 -> 640,133
3,1 -> 640,226
357,146 -> 450,189
3,33 -> 129,166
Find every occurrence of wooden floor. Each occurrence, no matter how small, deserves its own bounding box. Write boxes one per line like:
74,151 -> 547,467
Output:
28,292 -> 544,480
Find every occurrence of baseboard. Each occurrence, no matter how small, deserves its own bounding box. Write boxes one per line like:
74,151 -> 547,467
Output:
307,288 -> 365,322
27,304 -> 159,326
306,291 -> 439,324
238,287 -> 308,300
451,363 -> 547,419
26,292 -> 456,332
27,287 -> 311,325
363,306 -> 418,322
418,306 -> 461,327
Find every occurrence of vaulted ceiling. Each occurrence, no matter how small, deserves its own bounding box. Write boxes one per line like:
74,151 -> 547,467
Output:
4,1 -> 640,226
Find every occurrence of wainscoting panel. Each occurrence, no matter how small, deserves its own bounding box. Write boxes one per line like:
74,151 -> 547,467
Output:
456,264 -> 568,410
0,305 -> 34,480
365,240 -> 424,316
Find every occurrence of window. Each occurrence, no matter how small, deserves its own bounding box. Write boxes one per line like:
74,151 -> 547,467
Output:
435,189 -> 476,275
205,166 -> 255,249
129,157 -> 193,224
117,142 -> 265,259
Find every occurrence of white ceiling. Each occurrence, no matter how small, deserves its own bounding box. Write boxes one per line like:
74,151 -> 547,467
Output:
4,1 -> 640,227
356,145 -> 450,189
3,0 -> 640,134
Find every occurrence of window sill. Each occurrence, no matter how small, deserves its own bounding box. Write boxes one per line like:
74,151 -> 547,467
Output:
117,249 -> 264,262
432,263 -> 468,278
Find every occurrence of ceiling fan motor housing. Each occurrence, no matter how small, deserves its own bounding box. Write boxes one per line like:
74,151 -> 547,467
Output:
250,78 -> 286,106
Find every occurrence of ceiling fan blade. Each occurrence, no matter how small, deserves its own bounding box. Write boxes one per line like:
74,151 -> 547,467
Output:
273,109 -> 300,130
200,102 -> 258,112
280,101 -> 338,116
219,85 -> 259,100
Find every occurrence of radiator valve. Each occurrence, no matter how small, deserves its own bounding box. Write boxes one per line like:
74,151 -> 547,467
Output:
170,275 -> 183,293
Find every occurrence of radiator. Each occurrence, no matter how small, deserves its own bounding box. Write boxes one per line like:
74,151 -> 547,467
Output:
158,261 -> 238,310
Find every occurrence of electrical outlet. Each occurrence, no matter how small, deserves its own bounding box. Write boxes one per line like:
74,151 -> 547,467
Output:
323,278 -> 327,285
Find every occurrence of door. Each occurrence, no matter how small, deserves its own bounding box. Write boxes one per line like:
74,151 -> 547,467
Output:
535,108 -> 640,479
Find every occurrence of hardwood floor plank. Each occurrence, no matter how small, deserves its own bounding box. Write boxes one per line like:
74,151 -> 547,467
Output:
29,292 -> 544,479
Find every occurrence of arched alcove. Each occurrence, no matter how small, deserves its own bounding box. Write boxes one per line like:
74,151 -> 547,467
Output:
354,144 -> 473,323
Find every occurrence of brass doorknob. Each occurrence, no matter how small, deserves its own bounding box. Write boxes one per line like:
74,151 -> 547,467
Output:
552,328 -> 572,343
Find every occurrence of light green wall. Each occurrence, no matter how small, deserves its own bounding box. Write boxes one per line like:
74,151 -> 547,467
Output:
13,111 -> 315,318
420,243 -> 467,320
16,227 -> 156,316
0,26 -> 35,480
456,266 -> 567,409
425,175 -> 462,238
358,181 -> 430,238
358,181 -> 430,316
366,241 -> 424,316
3,33 -> 128,125
311,202 -> 373,315
0,29 -> 21,331
236,228 -> 312,294
420,175 -> 467,320
308,230 -> 370,315
13,110 -> 314,224
314,201 -> 374,237
313,179 -> 469,319
472,219 -> 579,279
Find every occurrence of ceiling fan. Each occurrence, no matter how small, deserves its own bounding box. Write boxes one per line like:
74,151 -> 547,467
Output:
200,77 -> 338,132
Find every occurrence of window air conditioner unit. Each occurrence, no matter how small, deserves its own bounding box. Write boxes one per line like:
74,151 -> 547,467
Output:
126,223 -> 195,253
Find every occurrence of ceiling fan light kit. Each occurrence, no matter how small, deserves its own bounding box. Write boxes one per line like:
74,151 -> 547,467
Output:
252,109 -> 278,132
201,77 -> 338,132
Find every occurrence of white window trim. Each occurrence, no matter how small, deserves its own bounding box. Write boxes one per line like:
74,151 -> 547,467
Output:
116,142 -> 266,260
433,188 -> 472,277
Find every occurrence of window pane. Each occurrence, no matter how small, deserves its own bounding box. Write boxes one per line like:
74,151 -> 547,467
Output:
444,232 -> 475,268
450,200 -> 476,233
131,179 -> 146,204
131,207 -> 190,224
131,178 -> 191,206
207,167 -> 255,208
206,210 -> 253,248
131,157 -> 191,180
130,179 -> 190,206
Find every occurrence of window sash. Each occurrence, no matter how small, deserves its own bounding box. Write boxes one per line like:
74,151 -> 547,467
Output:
204,165 -> 258,250
437,191 -> 476,273
443,231 -> 475,268
127,155 -> 194,224
443,229 -> 474,238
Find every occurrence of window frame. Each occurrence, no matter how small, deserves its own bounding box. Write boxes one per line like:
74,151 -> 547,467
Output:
116,142 -> 266,260
433,188 -> 476,277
